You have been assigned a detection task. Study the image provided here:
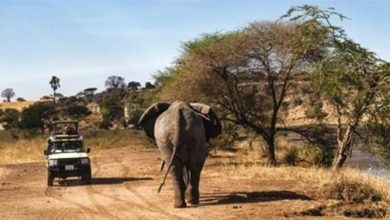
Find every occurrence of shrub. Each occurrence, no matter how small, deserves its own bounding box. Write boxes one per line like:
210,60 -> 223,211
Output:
16,97 -> 26,102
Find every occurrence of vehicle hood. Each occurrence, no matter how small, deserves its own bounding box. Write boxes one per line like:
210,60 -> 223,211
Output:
48,152 -> 89,160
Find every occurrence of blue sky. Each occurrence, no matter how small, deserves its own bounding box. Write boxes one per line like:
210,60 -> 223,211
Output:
0,0 -> 389,100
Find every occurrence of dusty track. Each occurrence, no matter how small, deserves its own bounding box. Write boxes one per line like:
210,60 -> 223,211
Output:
0,147 -> 346,219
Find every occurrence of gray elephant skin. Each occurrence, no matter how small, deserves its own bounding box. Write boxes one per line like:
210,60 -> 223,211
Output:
138,101 -> 222,208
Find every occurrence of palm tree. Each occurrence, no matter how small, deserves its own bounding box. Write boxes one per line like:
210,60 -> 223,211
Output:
49,76 -> 60,105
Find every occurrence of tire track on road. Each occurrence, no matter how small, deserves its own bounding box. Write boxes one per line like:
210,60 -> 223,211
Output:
43,187 -> 87,220
86,157 -> 121,219
109,151 -> 185,220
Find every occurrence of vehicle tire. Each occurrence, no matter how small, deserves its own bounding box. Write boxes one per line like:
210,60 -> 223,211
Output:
47,171 -> 54,186
82,169 -> 92,185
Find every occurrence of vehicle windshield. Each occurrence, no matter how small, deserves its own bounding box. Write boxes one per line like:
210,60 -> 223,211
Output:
49,141 -> 84,153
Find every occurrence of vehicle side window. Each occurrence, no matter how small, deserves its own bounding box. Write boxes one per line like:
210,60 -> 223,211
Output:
48,142 -> 54,153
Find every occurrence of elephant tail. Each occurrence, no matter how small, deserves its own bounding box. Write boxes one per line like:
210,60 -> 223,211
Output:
158,142 -> 179,193
158,109 -> 184,193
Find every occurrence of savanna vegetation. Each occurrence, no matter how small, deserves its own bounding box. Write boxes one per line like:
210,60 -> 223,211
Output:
1,5 -> 390,218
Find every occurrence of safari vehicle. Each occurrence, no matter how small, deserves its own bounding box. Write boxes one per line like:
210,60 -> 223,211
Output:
44,121 -> 91,186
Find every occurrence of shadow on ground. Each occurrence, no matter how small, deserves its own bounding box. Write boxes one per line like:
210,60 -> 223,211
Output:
56,176 -> 153,187
92,177 -> 153,185
200,191 -> 311,206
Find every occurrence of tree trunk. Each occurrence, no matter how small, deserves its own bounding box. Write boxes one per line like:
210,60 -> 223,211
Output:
265,137 -> 277,166
332,125 -> 353,170
53,90 -> 56,106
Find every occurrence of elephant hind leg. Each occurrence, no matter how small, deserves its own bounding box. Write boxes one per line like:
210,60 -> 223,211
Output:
185,169 -> 200,205
171,158 -> 187,208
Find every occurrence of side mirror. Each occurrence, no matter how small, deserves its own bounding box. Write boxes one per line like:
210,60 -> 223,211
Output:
86,148 -> 91,153
43,150 -> 47,155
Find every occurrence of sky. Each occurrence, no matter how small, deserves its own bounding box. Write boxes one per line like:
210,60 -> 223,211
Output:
0,0 -> 389,100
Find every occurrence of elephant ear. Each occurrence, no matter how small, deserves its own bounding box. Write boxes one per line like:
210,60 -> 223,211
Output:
189,103 -> 222,140
138,102 -> 171,139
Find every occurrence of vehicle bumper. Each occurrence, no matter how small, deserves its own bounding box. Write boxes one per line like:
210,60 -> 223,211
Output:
48,165 -> 91,178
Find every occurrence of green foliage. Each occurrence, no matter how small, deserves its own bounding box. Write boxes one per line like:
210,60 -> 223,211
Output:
19,102 -> 55,132
0,108 -> 20,129
157,15 -> 331,164
154,67 -> 179,88
65,104 -> 91,120
284,5 -> 390,168
100,88 -> 125,126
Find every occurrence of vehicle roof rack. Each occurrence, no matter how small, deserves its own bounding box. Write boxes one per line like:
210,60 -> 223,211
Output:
52,120 -> 79,135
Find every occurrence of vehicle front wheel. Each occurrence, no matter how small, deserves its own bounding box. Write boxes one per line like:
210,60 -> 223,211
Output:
47,171 -> 54,186
82,169 -> 92,185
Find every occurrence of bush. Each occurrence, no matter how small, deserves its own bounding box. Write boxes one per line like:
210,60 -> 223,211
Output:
324,180 -> 382,203
16,97 -> 26,102
281,147 -> 299,165
0,108 -> 20,129
65,104 -> 91,120
19,102 -> 55,133
298,144 -> 332,166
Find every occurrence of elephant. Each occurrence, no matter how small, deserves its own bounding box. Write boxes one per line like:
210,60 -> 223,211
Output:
138,101 -> 222,208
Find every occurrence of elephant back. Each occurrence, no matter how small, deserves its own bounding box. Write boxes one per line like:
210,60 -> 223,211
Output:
189,103 -> 222,140
138,102 -> 171,139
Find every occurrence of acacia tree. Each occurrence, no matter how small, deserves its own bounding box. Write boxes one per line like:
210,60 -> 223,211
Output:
1,88 -> 15,102
285,5 -> 390,169
84,87 -> 97,97
128,81 -> 141,91
158,19 -> 328,165
105,75 -> 126,89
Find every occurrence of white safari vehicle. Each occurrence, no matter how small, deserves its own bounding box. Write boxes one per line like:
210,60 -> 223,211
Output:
44,121 -> 91,186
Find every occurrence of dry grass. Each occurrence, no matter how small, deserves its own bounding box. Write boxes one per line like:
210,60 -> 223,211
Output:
0,101 -> 35,111
0,129 -> 154,165
205,138 -> 390,218
205,163 -> 389,199
0,137 -> 46,164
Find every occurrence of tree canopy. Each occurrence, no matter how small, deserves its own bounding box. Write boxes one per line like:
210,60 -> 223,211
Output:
156,5 -> 390,167
105,75 -> 126,89
1,88 -> 15,102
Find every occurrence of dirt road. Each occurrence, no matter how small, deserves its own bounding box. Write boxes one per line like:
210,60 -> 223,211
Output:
0,147 -> 345,219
